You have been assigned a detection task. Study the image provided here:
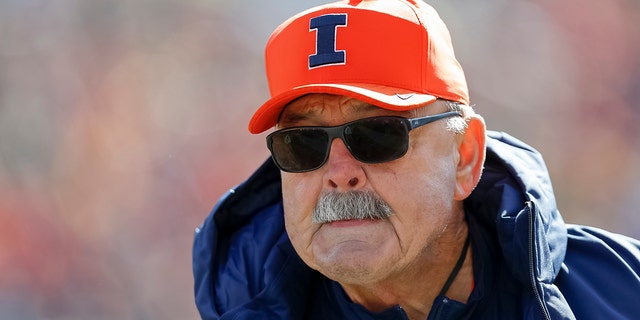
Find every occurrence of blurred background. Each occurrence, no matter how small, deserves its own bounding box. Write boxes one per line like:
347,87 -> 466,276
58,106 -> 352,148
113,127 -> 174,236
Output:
0,0 -> 638,318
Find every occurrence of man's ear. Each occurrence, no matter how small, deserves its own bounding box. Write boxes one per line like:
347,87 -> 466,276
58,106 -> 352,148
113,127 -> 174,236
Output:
454,114 -> 486,200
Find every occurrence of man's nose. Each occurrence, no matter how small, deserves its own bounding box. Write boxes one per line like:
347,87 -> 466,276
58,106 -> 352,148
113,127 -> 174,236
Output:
323,138 -> 367,191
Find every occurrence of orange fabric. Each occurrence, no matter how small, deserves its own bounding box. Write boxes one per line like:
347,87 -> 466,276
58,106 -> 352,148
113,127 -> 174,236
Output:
249,0 -> 469,133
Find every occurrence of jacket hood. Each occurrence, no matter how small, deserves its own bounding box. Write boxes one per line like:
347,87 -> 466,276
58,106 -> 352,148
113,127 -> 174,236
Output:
467,131 -> 567,285
193,130 -> 568,319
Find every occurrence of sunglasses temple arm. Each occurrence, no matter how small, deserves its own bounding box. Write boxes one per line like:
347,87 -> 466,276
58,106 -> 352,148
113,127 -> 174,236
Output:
409,111 -> 462,129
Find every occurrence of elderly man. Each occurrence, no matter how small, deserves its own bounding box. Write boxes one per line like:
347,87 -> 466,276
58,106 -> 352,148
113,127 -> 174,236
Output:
193,0 -> 640,319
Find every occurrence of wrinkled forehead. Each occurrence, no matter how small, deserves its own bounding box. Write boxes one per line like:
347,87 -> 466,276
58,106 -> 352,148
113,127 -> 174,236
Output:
282,94 -> 376,115
278,94 -> 409,127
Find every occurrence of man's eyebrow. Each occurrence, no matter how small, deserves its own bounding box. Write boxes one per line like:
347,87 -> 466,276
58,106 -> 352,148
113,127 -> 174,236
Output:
355,103 -> 381,112
277,112 -> 311,126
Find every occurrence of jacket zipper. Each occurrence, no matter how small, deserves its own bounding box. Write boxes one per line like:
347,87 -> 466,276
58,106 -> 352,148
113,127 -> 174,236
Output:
527,201 -> 551,320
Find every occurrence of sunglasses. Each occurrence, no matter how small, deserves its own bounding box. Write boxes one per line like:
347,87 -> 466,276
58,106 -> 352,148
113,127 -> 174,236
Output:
266,111 -> 462,173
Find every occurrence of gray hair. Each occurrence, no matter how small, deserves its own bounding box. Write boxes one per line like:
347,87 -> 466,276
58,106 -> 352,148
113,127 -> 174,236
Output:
411,99 -> 473,134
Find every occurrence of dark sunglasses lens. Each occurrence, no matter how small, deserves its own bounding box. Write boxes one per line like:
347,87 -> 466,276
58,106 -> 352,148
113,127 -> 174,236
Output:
345,118 -> 409,163
268,129 -> 329,172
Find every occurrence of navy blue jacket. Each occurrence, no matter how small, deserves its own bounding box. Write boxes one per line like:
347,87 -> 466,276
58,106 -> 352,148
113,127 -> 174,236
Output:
193,131 -> 640,319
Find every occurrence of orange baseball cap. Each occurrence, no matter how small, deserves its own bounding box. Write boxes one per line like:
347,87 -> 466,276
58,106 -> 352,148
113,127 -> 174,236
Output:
248,0 -> 469,134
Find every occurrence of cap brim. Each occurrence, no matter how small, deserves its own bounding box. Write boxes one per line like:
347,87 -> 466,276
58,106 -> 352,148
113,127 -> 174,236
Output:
248,83 -> 438,133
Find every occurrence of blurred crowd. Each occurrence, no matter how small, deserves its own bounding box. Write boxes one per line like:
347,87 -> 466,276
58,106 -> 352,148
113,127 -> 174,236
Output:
0,0 -> 638,319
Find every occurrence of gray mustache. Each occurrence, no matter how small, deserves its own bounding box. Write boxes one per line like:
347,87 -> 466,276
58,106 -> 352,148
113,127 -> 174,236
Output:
312,191 -> 394,224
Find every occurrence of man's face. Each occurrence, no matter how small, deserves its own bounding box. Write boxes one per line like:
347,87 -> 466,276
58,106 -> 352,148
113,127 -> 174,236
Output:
278,93 -> 465,285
